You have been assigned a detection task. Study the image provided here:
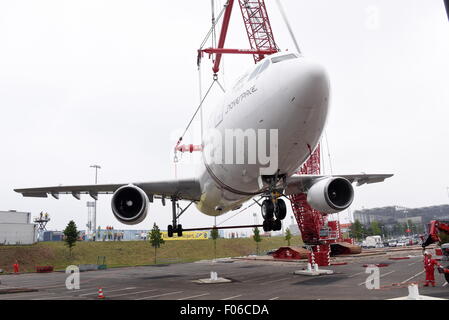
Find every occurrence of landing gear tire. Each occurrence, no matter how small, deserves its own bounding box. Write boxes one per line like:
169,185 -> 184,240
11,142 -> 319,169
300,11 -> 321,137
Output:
263,220 -> 271,232
261,200 -> 274,220
273,219 -> 282,231
168,225 -> 174,237
275,199 -> 287,220
177,224 -> 183,237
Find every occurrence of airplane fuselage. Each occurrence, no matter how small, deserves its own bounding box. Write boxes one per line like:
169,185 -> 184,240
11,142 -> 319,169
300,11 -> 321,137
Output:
195,52 -> 330,216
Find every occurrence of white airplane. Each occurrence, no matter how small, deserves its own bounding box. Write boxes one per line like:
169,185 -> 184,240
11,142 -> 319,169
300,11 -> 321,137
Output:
15,51 -> 392,236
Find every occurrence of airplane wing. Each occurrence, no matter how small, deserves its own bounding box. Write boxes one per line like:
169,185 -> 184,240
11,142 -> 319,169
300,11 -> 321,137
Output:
284,173 -> 393,195
14,178 -> 202,202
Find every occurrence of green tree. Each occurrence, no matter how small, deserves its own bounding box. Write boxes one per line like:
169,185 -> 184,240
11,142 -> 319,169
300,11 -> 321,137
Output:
148,223 -> 165,264
285,228 -> 292,246
370,221 -> 382,236
210,228 -> 219,260
63,220 -> 79,257
349,220 -> 364,241
253,227 -> 262,255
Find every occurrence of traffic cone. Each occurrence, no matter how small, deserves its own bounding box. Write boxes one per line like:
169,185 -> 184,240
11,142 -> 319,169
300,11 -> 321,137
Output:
97,287 -> 105,299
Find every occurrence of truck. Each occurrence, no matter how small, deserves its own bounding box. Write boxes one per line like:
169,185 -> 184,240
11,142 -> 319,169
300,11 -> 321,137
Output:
362,235 -> 383,249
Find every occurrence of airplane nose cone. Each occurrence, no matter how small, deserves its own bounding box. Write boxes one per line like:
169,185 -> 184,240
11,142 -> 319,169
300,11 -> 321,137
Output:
275,58 -> 331,171
294,60 -> 330,104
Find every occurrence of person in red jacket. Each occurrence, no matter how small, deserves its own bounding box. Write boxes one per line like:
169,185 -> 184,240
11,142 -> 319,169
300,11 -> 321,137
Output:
13,260 -> 19,273
423,251 -> 441,287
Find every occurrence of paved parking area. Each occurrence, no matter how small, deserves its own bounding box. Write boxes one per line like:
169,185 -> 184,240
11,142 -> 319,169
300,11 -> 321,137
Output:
0,250 -> 448,300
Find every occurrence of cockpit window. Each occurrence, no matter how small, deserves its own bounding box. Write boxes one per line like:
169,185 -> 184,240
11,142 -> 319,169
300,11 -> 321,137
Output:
258,59 -> 271,74
232,72 -> 249,91
271,53 -> 298,64
248,64 -> 262,82
248,59 -> 271,81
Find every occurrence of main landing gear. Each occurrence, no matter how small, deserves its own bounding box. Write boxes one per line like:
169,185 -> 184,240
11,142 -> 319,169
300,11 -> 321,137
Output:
261,197 -> 287,232
167,197 -> 194,238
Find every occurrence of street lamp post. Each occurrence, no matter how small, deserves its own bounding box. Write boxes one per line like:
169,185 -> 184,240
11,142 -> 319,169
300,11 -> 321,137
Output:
90,164 -> 101,241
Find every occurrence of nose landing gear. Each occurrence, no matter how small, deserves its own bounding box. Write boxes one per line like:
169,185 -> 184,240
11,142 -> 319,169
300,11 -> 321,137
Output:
261,196 -> 287,232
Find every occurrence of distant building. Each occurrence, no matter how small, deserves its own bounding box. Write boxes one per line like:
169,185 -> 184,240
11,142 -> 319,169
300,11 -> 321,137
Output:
43,231 -> 63,242
352,204 -> 449,233
0,210 -> 37,245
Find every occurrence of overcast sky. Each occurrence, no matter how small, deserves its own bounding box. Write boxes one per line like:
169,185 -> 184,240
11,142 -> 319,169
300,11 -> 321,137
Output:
0,0 -> 448,232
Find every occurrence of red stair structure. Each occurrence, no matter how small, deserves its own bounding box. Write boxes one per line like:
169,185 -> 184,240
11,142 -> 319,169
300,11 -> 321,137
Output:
289,145 -> 353,266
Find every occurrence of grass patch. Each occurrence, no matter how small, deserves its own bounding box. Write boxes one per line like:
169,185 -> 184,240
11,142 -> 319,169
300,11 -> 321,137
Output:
0,235 -> 302,272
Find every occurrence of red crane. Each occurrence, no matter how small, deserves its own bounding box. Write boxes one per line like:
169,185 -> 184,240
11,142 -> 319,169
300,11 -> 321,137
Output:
421,220 -> 449,282
422,220 -> 449,248
198,0 -> 279,74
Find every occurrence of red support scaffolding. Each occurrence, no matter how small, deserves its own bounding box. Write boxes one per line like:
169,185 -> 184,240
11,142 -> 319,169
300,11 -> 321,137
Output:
289,146 -> 327,245
288,145 -> 346,266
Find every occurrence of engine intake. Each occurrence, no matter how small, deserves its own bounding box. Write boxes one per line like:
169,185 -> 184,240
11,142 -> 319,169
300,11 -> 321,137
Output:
111,185 -> 149,225
306,177 -> 354,214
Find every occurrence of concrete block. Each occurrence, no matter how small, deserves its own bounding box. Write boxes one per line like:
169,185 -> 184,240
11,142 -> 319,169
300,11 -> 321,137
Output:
78,264 -> 98,272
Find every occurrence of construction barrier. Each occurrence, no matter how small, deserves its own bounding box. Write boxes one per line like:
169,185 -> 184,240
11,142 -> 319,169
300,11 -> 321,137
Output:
362,263 -> 389,267
78,264 -> 98,272
36,266 -> 54,273
331,262 -> 348,266
330,242 -> 362,255
161,231 -> 209,240
272,247 -> 309,260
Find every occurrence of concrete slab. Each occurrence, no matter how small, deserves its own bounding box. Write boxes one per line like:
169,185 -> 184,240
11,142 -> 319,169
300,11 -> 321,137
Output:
0,247 -> 448,300
389,284 -> 447,300
192,277 -> 232,284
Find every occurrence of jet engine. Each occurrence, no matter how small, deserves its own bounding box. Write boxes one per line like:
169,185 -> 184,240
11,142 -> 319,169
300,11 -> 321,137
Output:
111,185 -> 149,225
306,177 -> 354,214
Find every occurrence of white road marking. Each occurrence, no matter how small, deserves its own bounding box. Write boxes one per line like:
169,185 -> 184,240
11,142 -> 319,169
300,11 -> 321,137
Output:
401,270 -> 424,284
408,261 -> 419,266
177,293 -> 210,300
443,282 -> 448,287
269,297 -> 279,300
136,291 -> 184,300
358,270 -> 395,286
241,274 -> 278,283
221,294 -> 242,300
0,293 -> 42,300
26,286 -> 107,300
108,289 -> 158,298
33,295 -> 76,300
259,277 -> 290,285
78,287 -> 137,296
348,271 -> 365,278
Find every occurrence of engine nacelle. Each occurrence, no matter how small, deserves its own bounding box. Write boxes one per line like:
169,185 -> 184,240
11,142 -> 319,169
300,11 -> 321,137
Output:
111,185 -> 149,225
306,177 -> 354,214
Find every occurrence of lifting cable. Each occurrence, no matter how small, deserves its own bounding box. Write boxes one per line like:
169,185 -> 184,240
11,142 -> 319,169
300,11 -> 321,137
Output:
216,199 -> 260,227
198,2 -> 226,52
175,1 -> 228,165
175,79 -> 215,149
324,130 -> 334,175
